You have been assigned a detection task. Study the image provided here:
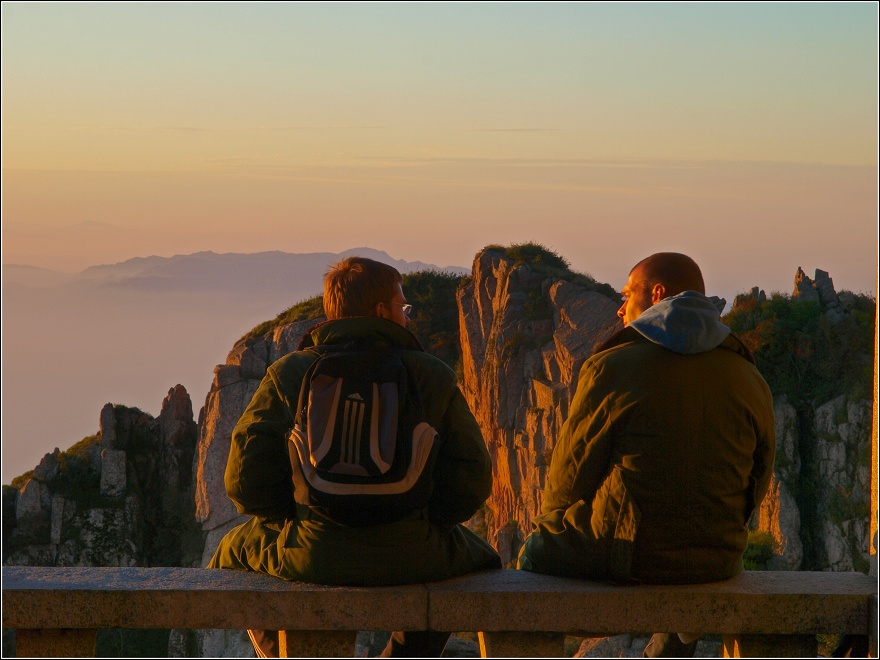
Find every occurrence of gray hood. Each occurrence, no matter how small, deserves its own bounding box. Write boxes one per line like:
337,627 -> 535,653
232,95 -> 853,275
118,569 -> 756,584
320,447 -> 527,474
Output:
628,290 -> 730,355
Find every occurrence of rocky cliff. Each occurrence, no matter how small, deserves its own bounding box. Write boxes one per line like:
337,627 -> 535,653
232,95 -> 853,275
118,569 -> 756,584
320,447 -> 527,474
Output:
3,385 -> 201,568
723,268 -> 873,573
756,395 -> 872,573
193,316 -> 325,565
457,247 -> 622,563
2,385 -> 203,657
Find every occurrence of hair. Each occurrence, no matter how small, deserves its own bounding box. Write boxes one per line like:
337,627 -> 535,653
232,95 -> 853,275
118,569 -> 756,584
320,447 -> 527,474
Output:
323,256 -> 402,320
630,252 -> 705,296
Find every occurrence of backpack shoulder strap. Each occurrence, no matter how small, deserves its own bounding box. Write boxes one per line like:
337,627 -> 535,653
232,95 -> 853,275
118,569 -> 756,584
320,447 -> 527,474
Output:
293,345 -> 333,428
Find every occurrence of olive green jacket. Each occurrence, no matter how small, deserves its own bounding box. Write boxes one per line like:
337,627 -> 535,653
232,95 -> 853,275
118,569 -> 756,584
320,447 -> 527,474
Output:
211,316 -> 500,586
519,322 -> 775,584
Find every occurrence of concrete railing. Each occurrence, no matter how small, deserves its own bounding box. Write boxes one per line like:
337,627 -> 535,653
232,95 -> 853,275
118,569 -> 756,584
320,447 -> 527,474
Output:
2,566 -> 876,657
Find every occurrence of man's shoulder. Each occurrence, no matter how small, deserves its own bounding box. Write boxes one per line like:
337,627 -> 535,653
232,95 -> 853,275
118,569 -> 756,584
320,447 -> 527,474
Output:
267,348 -> 322,382
268,345 -> 455,383
591,327 -> 757,366
586,329 -> 653,369
582,328 -> 760,388
401,349 -> 457,385
592,327 -> 648,356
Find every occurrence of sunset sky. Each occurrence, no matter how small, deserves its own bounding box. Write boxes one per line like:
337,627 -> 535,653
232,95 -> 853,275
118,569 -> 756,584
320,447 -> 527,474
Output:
3,2 -> 877,298
2,3 -> 879,481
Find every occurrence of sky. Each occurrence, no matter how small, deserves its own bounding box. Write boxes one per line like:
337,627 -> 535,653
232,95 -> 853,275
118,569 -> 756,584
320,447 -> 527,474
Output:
1,3 -> 878,478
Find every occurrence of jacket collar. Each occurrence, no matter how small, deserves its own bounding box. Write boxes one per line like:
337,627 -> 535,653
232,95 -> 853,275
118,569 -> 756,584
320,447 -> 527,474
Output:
297,316 -> 425,352
594,326 -> 756,365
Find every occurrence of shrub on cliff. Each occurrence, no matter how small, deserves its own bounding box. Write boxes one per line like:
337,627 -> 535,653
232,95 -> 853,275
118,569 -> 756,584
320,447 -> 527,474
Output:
53,434 -> 101,501
722,292 -> 875,404
243,295 -> 325,340
485,242 -> 620,302
401,270 -> 466,369
743,530 -> 776,570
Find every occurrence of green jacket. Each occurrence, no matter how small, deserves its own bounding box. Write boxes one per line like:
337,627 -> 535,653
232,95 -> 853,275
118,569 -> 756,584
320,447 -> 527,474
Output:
519,293 -> 776,584
211,316 -> 500,586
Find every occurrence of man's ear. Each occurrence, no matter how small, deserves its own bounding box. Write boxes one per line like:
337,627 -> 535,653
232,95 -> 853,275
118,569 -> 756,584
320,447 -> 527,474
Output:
372,301 -> 389,320
651,283 -> 667,304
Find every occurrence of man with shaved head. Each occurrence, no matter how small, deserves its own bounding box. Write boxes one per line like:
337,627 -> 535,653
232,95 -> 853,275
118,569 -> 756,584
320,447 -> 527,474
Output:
618,252 -> 706,327
518,252 -> 775,657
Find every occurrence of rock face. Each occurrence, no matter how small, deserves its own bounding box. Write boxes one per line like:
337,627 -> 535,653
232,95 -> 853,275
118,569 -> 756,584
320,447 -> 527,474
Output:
732,286 -> 766,311
193,318 -> 325,565
754,396 -> 872,573
756,401 -> 804,571
812,396 -> 873,572
4,385 -> 202,570
793,267 -> 821,303
743,268 -> 873,573
792,267 -> 848,322
457,249 -> 621,563
573,635 -> 721,658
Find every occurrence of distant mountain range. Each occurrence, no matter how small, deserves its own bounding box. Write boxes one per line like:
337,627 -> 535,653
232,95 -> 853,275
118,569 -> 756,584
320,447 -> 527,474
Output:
2,247 -> 467,485
3,248 -> 469,295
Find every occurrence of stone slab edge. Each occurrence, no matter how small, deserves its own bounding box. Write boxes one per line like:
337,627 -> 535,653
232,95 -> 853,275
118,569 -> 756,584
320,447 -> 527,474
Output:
424,569 -> 877,634
2,567 -> 427,630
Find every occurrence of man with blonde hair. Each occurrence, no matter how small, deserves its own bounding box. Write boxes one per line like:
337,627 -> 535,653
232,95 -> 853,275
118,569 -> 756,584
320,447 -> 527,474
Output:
518,252 -> 776,657
211,256 -> 500,657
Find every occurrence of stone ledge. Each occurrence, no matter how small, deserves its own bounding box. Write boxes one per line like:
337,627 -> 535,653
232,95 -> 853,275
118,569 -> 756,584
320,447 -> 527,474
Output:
2,566 -> 875,636
1,567 -> 427,630
425,569 -> 876,634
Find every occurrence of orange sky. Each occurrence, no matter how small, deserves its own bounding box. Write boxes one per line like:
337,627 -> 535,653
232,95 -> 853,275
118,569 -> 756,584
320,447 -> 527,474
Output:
3,3 -> 877,300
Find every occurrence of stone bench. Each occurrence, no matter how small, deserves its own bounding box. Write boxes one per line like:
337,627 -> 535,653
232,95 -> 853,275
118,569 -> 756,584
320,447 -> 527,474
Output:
2,566 -> 876,657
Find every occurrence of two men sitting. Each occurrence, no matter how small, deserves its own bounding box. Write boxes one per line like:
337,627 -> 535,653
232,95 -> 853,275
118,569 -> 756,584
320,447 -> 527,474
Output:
211,252 -> 776,658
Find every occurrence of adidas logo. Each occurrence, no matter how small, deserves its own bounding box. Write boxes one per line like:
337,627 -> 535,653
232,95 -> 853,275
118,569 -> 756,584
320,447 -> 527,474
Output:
347,393 -> 364,401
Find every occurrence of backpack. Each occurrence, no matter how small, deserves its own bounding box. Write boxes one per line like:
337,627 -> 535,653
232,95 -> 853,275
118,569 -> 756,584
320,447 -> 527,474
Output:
287,346 -> 440,526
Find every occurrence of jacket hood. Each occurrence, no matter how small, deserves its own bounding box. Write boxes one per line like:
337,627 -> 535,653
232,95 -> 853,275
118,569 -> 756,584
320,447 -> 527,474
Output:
627,290 -> 730,355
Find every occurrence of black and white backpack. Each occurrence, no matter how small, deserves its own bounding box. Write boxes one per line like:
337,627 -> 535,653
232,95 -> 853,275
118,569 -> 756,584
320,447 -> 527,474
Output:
287,346 -> 440,526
